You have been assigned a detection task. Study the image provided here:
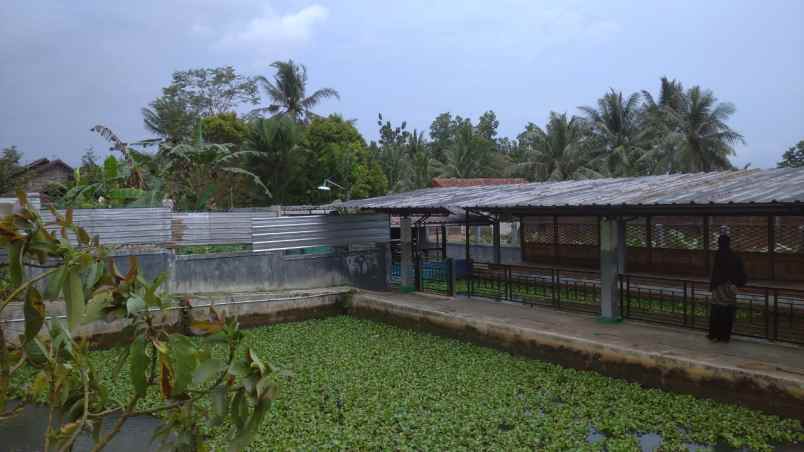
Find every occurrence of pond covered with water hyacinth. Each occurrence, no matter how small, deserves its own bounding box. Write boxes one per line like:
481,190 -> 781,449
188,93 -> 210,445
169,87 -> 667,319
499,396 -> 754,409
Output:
8,316 -> 803,451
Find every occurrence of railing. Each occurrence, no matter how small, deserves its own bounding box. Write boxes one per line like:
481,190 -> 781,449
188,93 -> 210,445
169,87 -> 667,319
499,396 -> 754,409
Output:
466,262 -> 601,315
619,274 -> 804,344
415,257 -> 454,296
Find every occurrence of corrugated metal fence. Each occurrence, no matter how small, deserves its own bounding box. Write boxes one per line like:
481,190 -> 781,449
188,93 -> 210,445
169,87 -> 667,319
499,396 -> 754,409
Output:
252,214 -> 389,252
2,201 -> 389,258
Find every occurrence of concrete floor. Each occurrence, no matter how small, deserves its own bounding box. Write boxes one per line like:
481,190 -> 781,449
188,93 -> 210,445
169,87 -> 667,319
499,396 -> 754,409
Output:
351,289 -> 804,421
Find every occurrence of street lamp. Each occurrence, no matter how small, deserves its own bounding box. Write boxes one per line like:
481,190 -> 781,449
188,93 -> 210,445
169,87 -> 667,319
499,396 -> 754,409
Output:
317,178 -> 349,200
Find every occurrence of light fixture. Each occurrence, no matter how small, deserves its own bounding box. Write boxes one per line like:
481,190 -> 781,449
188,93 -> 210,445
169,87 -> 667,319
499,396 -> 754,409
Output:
317,178 -> 345,191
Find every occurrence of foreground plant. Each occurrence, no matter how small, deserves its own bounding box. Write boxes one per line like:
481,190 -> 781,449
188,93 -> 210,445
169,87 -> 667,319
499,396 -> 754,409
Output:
0,192 -> 279,451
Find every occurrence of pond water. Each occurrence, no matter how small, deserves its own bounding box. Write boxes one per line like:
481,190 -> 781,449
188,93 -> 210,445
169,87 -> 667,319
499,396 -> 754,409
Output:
0,403 -> 161,452
585,426 -> 804,452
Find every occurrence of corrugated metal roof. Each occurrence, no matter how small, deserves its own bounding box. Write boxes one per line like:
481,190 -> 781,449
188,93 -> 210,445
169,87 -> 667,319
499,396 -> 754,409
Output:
340,168 -> 804,212
431,178 -> 528,188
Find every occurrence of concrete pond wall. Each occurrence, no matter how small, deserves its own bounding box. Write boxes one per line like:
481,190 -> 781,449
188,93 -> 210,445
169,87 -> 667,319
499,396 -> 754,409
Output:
27,244 -> 389,295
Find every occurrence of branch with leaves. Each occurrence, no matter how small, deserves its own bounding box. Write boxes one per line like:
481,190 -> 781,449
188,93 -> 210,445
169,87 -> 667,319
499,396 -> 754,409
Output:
0,192 -> 281,451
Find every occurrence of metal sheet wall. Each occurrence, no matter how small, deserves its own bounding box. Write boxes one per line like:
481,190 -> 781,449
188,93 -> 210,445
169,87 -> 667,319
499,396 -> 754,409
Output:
40,208 -> 173,246
252,214 -> 389,252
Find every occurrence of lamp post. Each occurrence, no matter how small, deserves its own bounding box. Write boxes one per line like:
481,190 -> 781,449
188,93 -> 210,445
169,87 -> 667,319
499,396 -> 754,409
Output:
317,178 -> 350,201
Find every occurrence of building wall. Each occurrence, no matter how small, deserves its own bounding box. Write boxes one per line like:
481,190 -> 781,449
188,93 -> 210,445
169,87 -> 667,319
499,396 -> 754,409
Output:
23,166 -> 73,193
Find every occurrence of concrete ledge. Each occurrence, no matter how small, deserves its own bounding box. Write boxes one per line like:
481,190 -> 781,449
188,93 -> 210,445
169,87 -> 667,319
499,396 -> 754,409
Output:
348,290 -> 804,422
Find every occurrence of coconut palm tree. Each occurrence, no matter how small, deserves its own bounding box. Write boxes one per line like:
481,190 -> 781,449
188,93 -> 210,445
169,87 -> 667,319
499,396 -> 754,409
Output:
513,112 -> 601,181
253,60 -> 339,123
433,121 -> 493,178
578,89 -> 647,177
652,86 -> 743,173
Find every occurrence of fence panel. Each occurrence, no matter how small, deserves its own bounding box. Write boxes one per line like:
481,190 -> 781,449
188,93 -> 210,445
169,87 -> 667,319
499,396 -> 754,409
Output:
39,208 -> 172,246
252,214 -> 389,253
171,211 -> 256,246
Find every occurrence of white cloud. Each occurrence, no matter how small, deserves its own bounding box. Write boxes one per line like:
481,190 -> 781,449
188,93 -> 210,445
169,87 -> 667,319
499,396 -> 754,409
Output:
214,4 -> 329,52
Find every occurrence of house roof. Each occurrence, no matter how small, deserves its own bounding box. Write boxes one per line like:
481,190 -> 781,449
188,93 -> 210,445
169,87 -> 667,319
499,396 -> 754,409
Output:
18,158 -> 74,175
431,178 -> 528,188
340,168 -> 804,216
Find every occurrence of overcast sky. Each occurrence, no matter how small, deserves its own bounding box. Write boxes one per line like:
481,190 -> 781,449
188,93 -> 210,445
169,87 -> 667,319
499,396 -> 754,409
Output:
1,0 -> 802,168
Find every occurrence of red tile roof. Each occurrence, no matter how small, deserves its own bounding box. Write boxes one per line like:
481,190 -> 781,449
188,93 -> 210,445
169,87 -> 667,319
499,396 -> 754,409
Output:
431,178 -> 528,188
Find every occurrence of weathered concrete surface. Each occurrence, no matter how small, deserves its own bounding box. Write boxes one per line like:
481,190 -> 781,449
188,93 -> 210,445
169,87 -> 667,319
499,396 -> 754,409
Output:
170,247 -> 386,294
1,287 -> 351,347
25,245 -> 387,297
349,290 -> 804,422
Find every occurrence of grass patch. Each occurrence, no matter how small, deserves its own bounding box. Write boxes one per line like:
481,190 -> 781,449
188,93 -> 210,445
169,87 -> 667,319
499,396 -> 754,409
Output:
12,317 -> 804,451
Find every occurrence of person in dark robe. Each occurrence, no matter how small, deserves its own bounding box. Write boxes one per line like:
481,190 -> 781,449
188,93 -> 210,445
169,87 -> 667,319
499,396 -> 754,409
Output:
708,235 -> 748,342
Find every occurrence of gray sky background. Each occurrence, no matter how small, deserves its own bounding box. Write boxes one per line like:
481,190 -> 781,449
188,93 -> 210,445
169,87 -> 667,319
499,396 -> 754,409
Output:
1,0 -> 802,169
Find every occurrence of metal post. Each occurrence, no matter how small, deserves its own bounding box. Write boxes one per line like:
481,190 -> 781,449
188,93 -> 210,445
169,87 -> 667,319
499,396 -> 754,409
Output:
493,218 -> 502,264
703,215 -> 711,276
646,216 -> 653,271
768,216 -> 776,280
599,216 -> 625,321
464,209 -> 471,261
519,216 -> 526,263
552,215 -> 559,266
399,216 -> 415,293
441,224 -> 448,260
447,258 -> 456,297
415,255 -> 422,292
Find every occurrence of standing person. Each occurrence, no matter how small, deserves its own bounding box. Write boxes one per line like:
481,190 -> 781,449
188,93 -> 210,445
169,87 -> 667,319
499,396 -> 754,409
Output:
708,235 -> 748,342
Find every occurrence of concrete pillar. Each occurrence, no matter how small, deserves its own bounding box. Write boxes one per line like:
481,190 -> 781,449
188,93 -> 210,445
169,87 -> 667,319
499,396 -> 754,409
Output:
493,220 -> 502,264
400,217 -> 415,292
600,216 -> 625,321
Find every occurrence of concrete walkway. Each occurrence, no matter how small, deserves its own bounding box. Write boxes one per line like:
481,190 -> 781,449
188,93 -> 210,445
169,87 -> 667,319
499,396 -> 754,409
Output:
350,290 -> 804,421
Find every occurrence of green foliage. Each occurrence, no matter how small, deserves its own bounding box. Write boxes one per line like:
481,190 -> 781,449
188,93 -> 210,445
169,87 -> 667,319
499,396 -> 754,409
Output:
778,140 -> 804,168
0,194 -> 279,451
305,115 -> 387,201
0,146 -> 25,195
244,116 -> 308,205
515,113 -> 601,181
202,113 -> 249,147
160,123 -> 270,210
143,66 -> 258,143
253,60 -> 340,124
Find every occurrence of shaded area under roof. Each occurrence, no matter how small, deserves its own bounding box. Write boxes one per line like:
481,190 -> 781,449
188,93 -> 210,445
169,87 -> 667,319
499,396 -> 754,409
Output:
339,168 -> 804,216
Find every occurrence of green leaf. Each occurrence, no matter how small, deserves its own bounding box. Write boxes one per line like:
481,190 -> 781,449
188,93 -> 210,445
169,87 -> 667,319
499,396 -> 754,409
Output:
63,267 -> 86,332
192,358 -> 225,387
231,389 -> 247,430
44,266 -> 66,300
23,287 -> 45,343
7,241 -> 23,288
126,295 -> 146,315
130,337 -> 147,398
83,290 -> 112,324
169,335 -> 196,397
210,385 -> 227,422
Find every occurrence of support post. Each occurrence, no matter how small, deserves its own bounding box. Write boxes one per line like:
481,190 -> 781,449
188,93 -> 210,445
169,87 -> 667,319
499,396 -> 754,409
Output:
446,258 -> 456,297
441,224 -> 448,260
600,216 -> 625,322
464,209 -> 471,261
703,215 -> 711,276
400,216 -> 415,293
493,218 -> 502,264
768,215 -> 775,280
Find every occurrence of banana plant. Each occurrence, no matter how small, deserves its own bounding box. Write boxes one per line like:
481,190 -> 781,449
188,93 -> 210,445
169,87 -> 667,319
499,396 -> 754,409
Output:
61,155 -> 148,208
0,192 -> 280,451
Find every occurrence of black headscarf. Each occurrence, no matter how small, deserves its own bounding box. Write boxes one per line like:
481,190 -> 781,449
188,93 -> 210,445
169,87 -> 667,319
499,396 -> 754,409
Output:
710,235 -> 748,290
